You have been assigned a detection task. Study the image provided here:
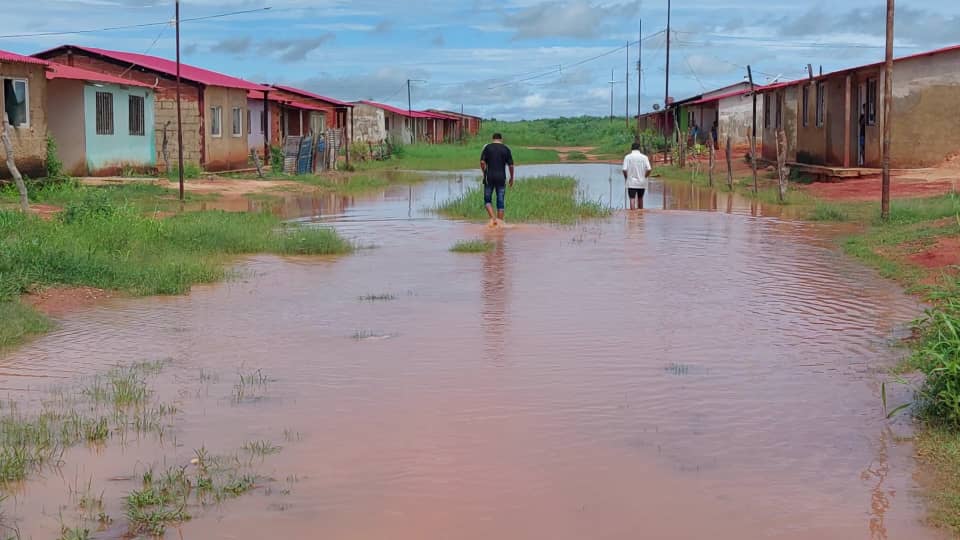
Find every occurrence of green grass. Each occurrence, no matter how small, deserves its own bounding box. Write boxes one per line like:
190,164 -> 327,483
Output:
436,176 -> 611,225
450,240 -> 495,253
565,151 -> 589,161
164,163 -> 204,181
481,117 -> 661,151
356,142 -> 560,171
0,178 -> 219,213
0,301 -> 52,349
914,426 -> 960,534
0,194 -> 353,348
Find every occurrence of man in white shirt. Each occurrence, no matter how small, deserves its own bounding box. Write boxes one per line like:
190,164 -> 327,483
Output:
622,142 -> 653,210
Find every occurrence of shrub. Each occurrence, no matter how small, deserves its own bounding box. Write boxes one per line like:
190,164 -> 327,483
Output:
270,146 -> 284,173
45,134 -> 64,179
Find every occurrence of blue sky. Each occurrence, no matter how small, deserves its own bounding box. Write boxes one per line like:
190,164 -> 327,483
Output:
4,0 -> 960,119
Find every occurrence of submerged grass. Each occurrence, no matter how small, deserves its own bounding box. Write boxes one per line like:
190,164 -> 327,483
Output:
436,176 -> 610,225
355,142 -> 560,171
0,195 -> 353,347
450,240 -> 495,253
0,301 -> 52,349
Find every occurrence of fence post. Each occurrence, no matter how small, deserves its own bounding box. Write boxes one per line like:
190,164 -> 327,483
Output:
776,129 -> 788,202
725,137 -> 734,190
707,134 -> 715,187
1,118 -> 29,212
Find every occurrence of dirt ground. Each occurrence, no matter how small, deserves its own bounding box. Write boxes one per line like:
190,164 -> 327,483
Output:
801,171 -> 960,202
81,176 -> 303,196
24,286 -> 119,317
907,237 -> 960,273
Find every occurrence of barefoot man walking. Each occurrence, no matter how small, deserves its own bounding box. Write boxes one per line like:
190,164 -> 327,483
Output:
622,141 -> 652,210
480,133 -> 514,227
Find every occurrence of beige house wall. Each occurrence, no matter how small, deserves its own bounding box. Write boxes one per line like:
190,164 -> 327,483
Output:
0,61 -> 47,178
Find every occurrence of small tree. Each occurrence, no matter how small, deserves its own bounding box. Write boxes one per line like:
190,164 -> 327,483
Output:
1,116 -> 29,212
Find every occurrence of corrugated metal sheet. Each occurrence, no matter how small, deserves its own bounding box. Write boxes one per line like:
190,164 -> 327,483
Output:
360,100 -> 433,119
35,45 -> 268,91
46,62 -> 152,87
271,85 -> 352,107
0,49 -> 48,66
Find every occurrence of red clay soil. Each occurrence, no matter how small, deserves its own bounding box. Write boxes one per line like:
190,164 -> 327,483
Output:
802,174 -> 959,202
24,286 -> 120,317
907,237 -> 960,271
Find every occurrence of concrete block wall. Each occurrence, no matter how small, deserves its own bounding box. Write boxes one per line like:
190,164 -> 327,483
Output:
40,51 -> 205,171
0,62 -> 48,178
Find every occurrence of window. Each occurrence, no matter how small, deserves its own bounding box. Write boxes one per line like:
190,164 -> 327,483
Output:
232,107 -> 242,137
763,94 -> 771,128
802,85 -> 810,127
128,95 -> 145,136
866,78 -> 878,125
95,91 -> 114,135
247,110 -> 252,135
775,93 -> 783,129
816,82 -> 826,128
385,116 -> 390,131
2,79 -> 29,127
210,106 -> 222,137
687,110 -> 695,127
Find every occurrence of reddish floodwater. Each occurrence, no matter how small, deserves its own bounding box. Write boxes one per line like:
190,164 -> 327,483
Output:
0,164 -> 942,539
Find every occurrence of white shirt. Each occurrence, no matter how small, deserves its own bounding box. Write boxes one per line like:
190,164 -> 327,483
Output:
622,150 -> 652,189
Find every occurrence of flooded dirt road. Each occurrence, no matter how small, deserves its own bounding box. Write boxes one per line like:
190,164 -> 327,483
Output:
0,164 -> 941,539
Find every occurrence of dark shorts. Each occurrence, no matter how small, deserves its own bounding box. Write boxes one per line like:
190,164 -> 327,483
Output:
628,188 -> 646,200
484,183 -> 506,210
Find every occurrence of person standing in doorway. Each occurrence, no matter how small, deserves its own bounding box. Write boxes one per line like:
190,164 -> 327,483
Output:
623,142 -> 652,210
480,133 -> 514,227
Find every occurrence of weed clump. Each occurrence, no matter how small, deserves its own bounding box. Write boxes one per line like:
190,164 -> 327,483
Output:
450,240 -> 495,253
436,176 -> 610,225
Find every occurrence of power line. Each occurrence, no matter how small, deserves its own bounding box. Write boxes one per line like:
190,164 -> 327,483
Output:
673,31 -> 917,50
486,29 -> 666,90
0,7 -> 272,40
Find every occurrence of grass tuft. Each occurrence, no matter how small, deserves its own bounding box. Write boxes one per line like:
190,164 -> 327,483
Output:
436,176 -> 610,224
450,240 -> 495,253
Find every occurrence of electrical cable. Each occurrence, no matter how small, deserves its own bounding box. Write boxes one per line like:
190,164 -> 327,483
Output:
0,7 -> 273,40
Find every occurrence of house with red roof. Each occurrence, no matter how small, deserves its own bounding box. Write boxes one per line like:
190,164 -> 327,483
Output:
352,101 -> 459,145
758,44 -> 960,170
427,109 -> 483,138
1,49 -> 49,178
247,85 -> 353,158
45,62 -> 158,175
35,45 -> 269,172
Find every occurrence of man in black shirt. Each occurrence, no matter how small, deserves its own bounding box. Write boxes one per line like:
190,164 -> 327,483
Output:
480,133 -> 514,227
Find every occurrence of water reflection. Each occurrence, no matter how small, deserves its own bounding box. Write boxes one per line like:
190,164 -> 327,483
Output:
481,234 -> 509,366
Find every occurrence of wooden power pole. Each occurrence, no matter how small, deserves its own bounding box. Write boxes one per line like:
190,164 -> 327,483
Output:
747,65 -> 758,194
881,0 -> 895,220
636,20 -> 642,138
175,0 -> 185,201
664,0 -> 671,137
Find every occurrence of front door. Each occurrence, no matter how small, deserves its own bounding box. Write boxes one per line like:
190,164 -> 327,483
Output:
857,83 -> 867,166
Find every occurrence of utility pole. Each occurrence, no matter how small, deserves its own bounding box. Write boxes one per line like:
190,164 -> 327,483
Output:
747,65 -> 758,194
881,0 -> 895,220
664,0 -> 671,137
636,20 -> 642,138
406,79 -> 425,143
407,79 -> 413,143
609,69 -> 615,122
175,0 -> 184,201
625,41 -> 630,128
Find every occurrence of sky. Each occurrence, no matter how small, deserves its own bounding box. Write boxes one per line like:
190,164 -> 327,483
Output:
3,0 -> 960,120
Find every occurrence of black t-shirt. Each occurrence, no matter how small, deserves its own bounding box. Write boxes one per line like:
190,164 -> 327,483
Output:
481,143 -> 514,186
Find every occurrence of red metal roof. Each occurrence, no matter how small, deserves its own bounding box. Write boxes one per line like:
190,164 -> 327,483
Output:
421,111 -> 460,120
288,100 -> 326,112
359,100 -> 433,118
271,85 -> 352,107
689,88 -> 752,105
0,49 -> 48,66
34,45 -> 268,92
46,62 -> 151,87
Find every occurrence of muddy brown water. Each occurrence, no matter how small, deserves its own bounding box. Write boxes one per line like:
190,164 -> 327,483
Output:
0,164 -> 943,539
